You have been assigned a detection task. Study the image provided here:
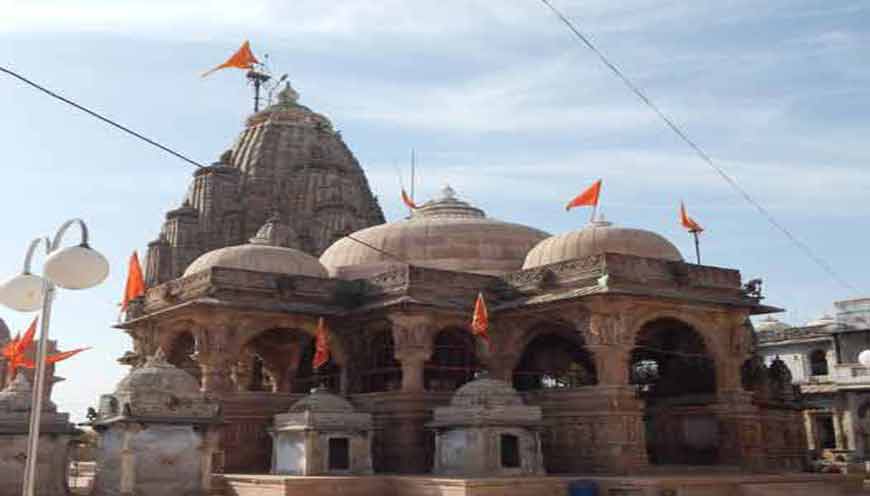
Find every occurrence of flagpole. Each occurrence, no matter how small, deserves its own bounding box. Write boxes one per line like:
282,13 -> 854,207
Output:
410,148 -> 416,203
692,230 -> 701,264
589,204 -> 598,224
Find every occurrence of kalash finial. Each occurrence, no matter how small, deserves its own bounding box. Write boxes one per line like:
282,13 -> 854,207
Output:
277,82 -> 300,106
441,184 -> 457,200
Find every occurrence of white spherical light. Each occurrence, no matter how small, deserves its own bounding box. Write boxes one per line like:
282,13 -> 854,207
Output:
43,244 -> 109,290
0,273 -> 47,312
859,350 -> 870,368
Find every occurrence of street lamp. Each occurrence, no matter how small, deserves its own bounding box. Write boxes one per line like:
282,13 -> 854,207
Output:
0,218 -> 108,496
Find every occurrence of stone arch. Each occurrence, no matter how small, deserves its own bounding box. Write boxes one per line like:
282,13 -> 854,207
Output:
630,317 -> 719,466
239,325 -> 342,394
511,320 -> 597,391
424,326 -> 481,392
163,329 -> 201,384
359,324 -> 402,393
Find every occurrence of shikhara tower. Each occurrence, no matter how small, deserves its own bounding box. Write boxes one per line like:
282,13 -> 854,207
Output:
145,84 -> 385,285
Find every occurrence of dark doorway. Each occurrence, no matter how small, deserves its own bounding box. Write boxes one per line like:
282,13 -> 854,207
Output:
500,434 -> 521,468
329,437 -> 350,470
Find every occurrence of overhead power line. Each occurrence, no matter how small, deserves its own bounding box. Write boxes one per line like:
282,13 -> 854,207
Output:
537,0 -> 858,294
0,65 -> 404,264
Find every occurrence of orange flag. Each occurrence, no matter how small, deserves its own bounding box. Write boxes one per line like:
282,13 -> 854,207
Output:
1,318 -> 38,378
312,317 -> 330,369
565,179 -> 602,211
679,202 -> 704,233
202,41 -> 260,78
121,251 -> 146,311
401,188 -> 418,210
24,347 -> 90,367
470,292 -> 490,345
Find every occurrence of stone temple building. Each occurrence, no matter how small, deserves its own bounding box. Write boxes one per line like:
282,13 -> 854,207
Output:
757,298 -> 870,466
118,83 -> 809,478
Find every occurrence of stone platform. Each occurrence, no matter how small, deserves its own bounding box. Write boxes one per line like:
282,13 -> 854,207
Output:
216,472 -> 851,496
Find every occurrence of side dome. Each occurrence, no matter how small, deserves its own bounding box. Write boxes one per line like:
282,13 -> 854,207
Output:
320,186 -> 549,278
522,219 -> 682,269
450,378 -> 525,408
288,387 -> 355,413
114,348 -> 200,396
755,316 -> 790,333
183,215 -> 327,278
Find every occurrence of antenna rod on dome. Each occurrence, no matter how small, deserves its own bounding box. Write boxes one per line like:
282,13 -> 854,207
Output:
410,148 -> 416,203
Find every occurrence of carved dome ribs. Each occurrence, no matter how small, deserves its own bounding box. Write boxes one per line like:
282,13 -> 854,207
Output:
320,186 -> 549,279
145,83 -> 384,284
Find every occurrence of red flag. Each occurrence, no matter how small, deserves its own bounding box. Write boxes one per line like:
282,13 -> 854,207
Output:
679,202 -> 703,233
13,318 -> 37,357
121,251 -> 146,311
312,317 -> 330,369
202,40 -> 260,77
565,179 -> 602,211
470,292 -> 490,345
401,188 -> 418,210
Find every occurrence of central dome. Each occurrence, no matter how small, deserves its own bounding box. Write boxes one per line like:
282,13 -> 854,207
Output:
523,219 -> 682,269
320,186 -> 549,278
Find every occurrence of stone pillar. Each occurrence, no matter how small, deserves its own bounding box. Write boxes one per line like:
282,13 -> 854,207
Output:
712,390 -> 765,471
389,314 -> 434,393
193,328 -> 237,395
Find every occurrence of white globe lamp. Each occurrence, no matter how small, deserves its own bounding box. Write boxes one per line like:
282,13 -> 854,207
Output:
43,244 -> 109,289
0,273 -> 46,312
858,350 -> 870,368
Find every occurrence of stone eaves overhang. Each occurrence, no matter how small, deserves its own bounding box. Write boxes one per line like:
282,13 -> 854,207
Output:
118,253 -> 779,329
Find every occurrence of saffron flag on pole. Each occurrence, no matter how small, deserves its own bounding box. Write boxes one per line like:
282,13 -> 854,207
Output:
565,179 -> 602,211
312,317 -> 330,369
679,202 -> 704,233
470,292 -> 490,345
401,188 -> 418,210
121,251 -> 146,311
202,40 -> 260,78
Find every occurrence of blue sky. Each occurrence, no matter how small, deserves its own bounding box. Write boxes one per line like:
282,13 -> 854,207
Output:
0,1 -> 867,419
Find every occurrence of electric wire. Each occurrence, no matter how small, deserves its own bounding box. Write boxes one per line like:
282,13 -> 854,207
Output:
0,65 -> 404,264
537,0 -> 858,293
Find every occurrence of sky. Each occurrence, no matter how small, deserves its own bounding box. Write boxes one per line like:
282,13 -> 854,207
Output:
0,0 -> 867,420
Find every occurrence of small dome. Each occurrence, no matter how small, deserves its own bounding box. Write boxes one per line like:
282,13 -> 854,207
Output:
184,217 -> 326,278
288,387 -> 355,413
523,219 -> 683,269
450,378 -> 525,408
115,349 -> 200,396
0,373 -> 55,412
320,186 -> 549,278
755,316 -> 790,332
247,82 -> 333,130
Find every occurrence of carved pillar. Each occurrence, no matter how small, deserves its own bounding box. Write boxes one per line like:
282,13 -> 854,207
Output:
193,326 -> 237,395
389,314 -> 434,393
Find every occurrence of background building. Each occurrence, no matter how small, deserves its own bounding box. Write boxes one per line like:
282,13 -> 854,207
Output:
757,298 -> 870,464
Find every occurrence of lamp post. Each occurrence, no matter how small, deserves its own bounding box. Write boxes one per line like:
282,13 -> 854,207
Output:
0,219 -> 109,496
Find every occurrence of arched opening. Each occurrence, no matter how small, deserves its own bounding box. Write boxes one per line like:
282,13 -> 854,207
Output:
630,318 -> 718,465
513,331 -> 597,391
239,328 -> 341,394
165,332 -> 201,385
425,328 -> 480,391
360,328 -> 402,393
809,349 -> 829,376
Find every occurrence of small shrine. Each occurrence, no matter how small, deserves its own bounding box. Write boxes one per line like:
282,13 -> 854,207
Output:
92,349 -> 221,496
0,373 -> 78,496
428,377 -> 545,477
271,387 -> 373,475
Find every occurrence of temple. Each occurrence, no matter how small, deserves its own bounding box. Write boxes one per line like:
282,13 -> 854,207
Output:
114,83 -> 830,493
